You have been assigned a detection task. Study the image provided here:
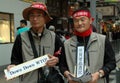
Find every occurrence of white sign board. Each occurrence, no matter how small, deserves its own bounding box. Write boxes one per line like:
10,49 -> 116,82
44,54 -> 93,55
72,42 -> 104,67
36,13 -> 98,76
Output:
4,55 -> 49,80
76,46 -> 84,78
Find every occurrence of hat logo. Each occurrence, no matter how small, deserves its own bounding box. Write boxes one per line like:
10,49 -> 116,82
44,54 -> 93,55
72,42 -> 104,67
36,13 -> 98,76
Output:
31,4 -> 47,11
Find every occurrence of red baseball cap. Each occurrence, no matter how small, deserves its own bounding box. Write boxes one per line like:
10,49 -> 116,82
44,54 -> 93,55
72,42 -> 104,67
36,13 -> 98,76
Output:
22,2 -> 52,23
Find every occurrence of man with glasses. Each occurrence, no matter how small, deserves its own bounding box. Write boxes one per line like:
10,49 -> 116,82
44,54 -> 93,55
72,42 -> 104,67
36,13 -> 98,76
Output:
59,7 -> 116,83
7,2 -> 63,83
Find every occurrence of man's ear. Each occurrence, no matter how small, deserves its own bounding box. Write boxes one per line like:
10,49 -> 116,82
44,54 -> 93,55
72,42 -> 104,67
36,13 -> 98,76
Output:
90,17 -> 94,24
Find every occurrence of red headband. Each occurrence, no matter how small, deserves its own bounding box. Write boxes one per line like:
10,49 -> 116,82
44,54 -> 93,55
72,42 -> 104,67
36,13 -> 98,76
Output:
73,10 -> 91,18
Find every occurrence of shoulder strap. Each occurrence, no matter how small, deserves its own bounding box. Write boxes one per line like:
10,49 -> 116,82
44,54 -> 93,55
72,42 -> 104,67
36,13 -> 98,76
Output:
28,31 -> 38,58
28,31 -> 45,83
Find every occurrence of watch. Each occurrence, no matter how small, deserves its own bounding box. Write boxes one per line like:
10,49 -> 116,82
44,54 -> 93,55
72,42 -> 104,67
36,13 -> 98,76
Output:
98,71 -> 104,78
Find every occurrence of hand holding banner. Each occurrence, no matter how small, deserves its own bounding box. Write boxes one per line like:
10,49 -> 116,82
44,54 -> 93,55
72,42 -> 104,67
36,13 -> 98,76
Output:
4,54 -> 49,80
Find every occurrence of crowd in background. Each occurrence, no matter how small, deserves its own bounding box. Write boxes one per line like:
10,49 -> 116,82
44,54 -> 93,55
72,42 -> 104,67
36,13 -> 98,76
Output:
100,19 -> 120,41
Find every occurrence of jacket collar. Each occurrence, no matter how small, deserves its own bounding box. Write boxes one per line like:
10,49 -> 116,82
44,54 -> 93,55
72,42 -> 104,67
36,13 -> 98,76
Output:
30,27 -> 49,38
70,32 -> 98,47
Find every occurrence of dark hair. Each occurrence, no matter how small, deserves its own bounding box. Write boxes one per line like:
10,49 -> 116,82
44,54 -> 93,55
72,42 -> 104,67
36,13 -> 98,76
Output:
20,19 -> 27,25
72,7 -> 90,16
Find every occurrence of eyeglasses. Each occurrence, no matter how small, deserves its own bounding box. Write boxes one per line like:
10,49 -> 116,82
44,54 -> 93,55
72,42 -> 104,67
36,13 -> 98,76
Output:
29,14 -> 44,19
73,17 -> 89,23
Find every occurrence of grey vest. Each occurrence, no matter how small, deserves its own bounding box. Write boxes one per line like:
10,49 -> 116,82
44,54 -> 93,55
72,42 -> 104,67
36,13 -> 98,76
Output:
20,28 -> 55,83
64,32 -> 106,83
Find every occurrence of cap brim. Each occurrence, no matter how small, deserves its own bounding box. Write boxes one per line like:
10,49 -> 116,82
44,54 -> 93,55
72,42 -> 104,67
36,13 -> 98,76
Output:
23,7 -> 52,23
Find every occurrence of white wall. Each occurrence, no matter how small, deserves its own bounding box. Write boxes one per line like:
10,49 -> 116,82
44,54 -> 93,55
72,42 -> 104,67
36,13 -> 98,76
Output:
0,0 -> 30,66
0,44 -> 13,65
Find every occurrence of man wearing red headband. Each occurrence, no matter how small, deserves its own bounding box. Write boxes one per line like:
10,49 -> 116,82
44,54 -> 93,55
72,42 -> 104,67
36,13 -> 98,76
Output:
59,7 -> 116,83
7,2 -> 64,83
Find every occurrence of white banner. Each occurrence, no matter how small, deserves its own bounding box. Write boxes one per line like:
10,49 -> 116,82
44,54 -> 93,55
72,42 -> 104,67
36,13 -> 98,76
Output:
4,55 -> 49,80
76,46 -> 84,78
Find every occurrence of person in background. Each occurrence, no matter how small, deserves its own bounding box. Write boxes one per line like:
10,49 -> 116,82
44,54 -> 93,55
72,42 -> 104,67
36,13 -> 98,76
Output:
6,2 -> 63,83
59,7 -> 116,83
17,19 -> 30,35
56,29 -> 66,43
92,24 -> 97,32
48,25 -> 55,32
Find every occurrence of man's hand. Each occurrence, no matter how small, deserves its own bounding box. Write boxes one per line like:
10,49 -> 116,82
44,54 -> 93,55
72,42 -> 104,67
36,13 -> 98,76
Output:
46,54 -> 59,67
88,72 -> 99,83
64,71 -> 79,83
7,65 -> 16,71
5,64 -> 16,80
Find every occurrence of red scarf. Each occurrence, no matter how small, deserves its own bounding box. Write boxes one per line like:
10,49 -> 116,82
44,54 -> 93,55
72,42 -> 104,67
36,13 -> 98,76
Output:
74,27 -> 92,37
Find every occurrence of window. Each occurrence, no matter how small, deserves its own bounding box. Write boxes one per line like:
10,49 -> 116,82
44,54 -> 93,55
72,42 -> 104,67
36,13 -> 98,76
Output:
96,5 -> 115,16
0,12 -> 14,43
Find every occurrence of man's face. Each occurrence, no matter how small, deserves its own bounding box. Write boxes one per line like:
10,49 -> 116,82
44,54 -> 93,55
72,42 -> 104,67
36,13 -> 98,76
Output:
73,16 -> 92,33
20,22 -> 24,27
29,9 -> 46,29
